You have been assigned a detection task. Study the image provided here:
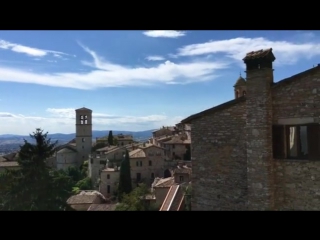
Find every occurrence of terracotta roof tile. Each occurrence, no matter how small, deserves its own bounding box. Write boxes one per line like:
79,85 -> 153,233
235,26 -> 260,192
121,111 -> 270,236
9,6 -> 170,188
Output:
87,204 -> 117,211
129,149 -> 146,158
153,177 -> 175,188
67,191 -> 106,205
243,48 -> 274,61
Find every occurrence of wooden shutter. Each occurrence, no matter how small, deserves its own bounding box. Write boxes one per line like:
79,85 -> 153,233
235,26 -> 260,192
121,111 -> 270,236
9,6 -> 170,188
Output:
272,125 -> 285,159
307,124 -> 320,160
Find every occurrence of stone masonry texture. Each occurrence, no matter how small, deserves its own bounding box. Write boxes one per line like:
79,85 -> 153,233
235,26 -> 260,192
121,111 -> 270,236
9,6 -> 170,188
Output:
188,57 -> 320,210
191,101 -> 247,210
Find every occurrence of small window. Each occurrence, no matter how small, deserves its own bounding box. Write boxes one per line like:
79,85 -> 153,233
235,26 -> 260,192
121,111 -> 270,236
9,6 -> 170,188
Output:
136,161 -> 139,167
82,146 -> 84,149
179,176 -> 184,182
172,144 -> 175,149
140,161 -> 142,167
82,138 -> 85,142
149,160 -> 152,166
151,173 -> 155,179
107,174 -> 110,179
107,185 -> 110,194
272,124 -> 320,160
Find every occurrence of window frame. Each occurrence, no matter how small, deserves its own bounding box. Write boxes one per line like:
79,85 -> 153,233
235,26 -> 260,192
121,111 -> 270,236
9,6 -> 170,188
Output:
272,123 -> 320,161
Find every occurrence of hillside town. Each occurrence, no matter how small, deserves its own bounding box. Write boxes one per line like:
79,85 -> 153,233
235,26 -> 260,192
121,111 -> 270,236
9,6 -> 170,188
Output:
0,107 -> 192,211
2,47 -> 320,210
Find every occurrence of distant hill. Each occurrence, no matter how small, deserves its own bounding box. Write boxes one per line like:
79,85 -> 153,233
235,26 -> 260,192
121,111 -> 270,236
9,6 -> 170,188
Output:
0,129 -> 155,155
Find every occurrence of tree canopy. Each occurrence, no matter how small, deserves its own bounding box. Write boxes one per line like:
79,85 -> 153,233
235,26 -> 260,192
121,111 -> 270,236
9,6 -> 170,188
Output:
115,184 -> 159,211
108,131 -> 114,145
117,149 -> 132,201
0,129 -> 76,210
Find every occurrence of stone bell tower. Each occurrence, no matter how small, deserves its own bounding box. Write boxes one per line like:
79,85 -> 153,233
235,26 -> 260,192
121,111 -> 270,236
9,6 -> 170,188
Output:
75,107 -> 93,166
233,73 -> 247,99
243,48 -> 275,210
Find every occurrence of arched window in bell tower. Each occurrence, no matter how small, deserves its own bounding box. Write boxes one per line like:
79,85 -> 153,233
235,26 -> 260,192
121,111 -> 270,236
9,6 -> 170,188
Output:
236,91 -> 239,98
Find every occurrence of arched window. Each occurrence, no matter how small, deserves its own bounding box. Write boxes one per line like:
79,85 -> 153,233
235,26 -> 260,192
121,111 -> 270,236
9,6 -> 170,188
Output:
236,91 -> 239,98
243,91 -> 246,96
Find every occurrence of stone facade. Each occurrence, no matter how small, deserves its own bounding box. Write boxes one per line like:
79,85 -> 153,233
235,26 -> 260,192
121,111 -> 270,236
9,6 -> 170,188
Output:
130,145 -> 166,186
182,48 -> 320,210
186,100 -> 247,210
99,167 -> 120,198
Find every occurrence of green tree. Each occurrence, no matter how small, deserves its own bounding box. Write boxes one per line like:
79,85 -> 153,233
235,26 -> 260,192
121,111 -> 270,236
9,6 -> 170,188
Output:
0,128 -> 74,211
115,184 -> 159,211
91,142 -> 108,152
113,137 -> 118,146
108,130 -> 114,145
72,177 -> 93,194
117,150 -> 132,201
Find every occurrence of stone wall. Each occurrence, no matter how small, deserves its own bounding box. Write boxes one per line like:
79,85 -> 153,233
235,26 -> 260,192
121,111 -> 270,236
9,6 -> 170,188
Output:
190,101 -> 247,210
271,68 -> 320,210
130,146 -> 165,186
272,69 -> 320,121
246,68 -> 274,210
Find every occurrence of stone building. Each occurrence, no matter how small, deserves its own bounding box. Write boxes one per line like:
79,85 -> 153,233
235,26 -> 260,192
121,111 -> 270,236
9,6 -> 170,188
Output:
181,48 -> 320,210
96,133 -> 134,147
152,126 -> 177,138
161,135 -> 191,160
129,144 -> 166,186
56,107 -> 93,170
99,164 -> 120,198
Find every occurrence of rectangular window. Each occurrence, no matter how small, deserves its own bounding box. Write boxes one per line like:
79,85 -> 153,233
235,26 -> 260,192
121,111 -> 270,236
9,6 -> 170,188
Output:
149,160 -> 152,166
136,161 -> 139,167
272,124 -> 320,160
107,174 -> 110,179
107,185 -> 110,194
172,144 -> 175,149
140,161 -> 142,167
151,173 -> 155,179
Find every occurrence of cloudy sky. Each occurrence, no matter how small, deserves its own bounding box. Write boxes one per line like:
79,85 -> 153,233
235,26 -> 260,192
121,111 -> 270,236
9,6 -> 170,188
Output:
0,30 -> 319,135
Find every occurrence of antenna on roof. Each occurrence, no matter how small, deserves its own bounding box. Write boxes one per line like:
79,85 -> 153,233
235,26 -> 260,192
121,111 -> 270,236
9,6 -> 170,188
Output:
240,71 -> 242,77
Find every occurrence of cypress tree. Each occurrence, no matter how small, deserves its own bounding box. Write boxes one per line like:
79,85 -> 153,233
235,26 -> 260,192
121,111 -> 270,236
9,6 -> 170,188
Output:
108,130 -> 114,145
118,149 -> 132,201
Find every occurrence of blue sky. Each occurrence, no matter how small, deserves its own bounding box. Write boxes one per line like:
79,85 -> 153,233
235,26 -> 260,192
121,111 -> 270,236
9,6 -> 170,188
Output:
0,30 -> 319,135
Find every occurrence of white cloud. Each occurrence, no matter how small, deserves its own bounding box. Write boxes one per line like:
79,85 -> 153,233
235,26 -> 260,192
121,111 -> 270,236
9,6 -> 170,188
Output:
143,30 -> 186,38
0,43 -> 229,89
176,37 -> 320,65
0,39 -> 74,58
0,109 -> 183,135
146,55 -> 165,61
